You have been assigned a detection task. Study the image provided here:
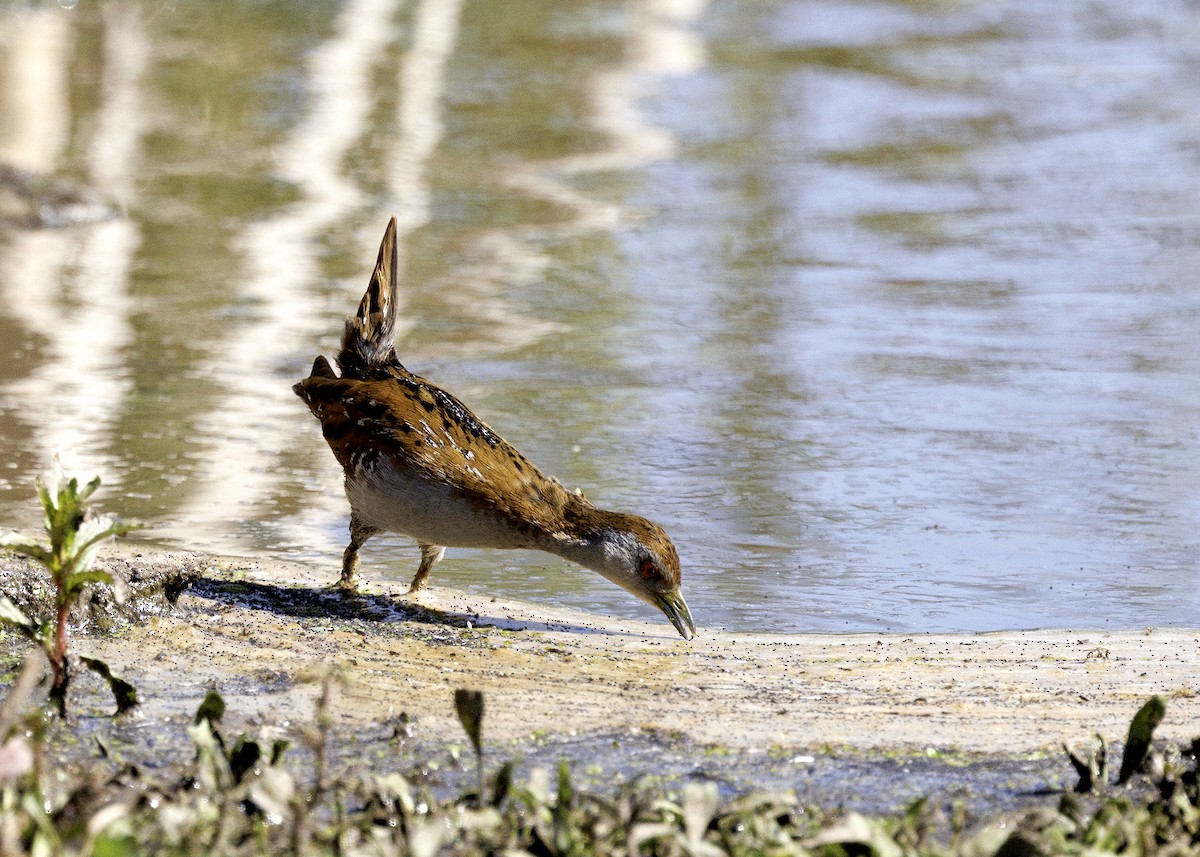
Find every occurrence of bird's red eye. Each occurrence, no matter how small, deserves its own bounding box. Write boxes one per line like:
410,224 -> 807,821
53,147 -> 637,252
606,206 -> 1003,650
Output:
639,560 -> 658,579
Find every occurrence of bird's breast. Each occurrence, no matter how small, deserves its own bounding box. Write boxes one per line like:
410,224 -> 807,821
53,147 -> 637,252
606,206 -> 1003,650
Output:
344,454 -> 532,550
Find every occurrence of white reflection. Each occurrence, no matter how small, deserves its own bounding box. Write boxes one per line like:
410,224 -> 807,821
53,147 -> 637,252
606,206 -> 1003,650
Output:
178,0 -> 402,550
180,0 -> 472,555
0,8 -> 69,172
0,4 -> 145,481
404,0 -> 710,357
392,0 -> 464,250
387,0 -> 566,355
473,0 -> 710,305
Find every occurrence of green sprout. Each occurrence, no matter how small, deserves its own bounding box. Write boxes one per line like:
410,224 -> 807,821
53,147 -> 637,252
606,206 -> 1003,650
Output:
0,458 -> 141,716
455,688 -> 486,805
1065,694 -> 1168,793
1118,695 -> 1166,784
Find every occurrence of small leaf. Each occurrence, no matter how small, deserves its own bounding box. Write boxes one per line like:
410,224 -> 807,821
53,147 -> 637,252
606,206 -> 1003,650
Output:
1118,695 -> 1167,783
109,677 -> 139,715
42,459 -> 63,507
0,596 -> 35,633
86,803 -> 129,839
629,822 -> 677,854
491,761 -> 513,808
79,475 -> 102,504
269,738 -> 290,766
0,533 -> 52,566
376,773 -> 416,815
195,690 -> 226,725
454,688 -> 484,759
808,812 -> 904,857
455,688 -> 486,808
0,531 -> 41,550
229,736 -> 262,784
682,781 -> 719,848
73,516 -> 141,575
80,656 -> 139,714
247,766 -> 295,822
993,832 -> 1045,857
555,760 -> 573,809
407,818 -> 447,857
186,720 -> 217,754
63,569 -> 115,596
91,831 -> 137,857
1064,743 -> 1095,794
35,481 -> 55,525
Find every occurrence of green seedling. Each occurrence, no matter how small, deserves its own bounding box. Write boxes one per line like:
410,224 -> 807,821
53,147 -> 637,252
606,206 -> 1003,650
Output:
1065,695 -> 1168,793
455,688 -> 485,804
1118,694 -> 1166,784
1065,734 -> 1107,794
0,459 -> 141,716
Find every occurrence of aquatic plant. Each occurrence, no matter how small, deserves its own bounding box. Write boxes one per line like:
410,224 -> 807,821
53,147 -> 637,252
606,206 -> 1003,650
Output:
0,459 -> 140,716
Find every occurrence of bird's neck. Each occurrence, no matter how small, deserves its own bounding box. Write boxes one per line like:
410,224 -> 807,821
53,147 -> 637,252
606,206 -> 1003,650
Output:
529,496 -> 630,580
538,529 -> 604,573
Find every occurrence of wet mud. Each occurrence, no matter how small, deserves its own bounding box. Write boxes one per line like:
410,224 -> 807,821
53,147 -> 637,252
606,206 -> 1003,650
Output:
0,548 -> 203,634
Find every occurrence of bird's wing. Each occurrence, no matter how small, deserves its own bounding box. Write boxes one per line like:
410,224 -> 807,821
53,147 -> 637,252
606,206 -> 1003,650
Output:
295,372 -> 577,534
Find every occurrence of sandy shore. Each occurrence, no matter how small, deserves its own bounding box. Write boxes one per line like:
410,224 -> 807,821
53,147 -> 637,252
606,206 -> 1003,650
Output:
70,552 -> 1200,756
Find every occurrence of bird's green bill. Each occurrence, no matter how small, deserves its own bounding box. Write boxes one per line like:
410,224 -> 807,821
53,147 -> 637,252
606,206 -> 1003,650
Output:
655,590 -> 696,641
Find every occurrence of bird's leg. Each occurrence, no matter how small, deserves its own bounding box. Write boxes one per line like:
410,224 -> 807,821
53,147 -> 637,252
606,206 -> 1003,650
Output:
408,542 -> 445,593
340,515 -> 379,590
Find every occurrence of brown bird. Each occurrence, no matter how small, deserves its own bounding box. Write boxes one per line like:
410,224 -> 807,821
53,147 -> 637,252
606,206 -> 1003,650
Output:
294,218 -> 695,639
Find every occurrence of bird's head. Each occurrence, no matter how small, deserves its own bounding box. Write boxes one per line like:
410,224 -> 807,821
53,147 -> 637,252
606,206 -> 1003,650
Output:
583,514 -> 695,641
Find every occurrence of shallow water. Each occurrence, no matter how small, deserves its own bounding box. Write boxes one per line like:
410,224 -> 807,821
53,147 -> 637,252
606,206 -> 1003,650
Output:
1,0 -> 1198,633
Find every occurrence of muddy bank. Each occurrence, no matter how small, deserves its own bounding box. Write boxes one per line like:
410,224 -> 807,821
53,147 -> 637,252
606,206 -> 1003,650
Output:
1,545 -> 1196,814
0,548 -> 203,634
78,552 -> 1195,754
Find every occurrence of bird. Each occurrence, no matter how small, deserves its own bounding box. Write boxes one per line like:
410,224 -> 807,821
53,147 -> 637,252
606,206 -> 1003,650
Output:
293,217 -> 695,640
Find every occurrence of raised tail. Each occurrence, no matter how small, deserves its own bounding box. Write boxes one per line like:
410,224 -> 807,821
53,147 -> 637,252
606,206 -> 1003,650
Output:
338,217 -> 399,376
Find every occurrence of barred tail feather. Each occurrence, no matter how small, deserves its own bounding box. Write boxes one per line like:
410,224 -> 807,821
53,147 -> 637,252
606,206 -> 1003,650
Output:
339,217 -> 399,375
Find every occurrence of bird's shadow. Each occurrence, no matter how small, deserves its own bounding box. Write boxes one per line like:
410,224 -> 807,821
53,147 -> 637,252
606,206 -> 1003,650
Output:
188,577 -> 646,639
